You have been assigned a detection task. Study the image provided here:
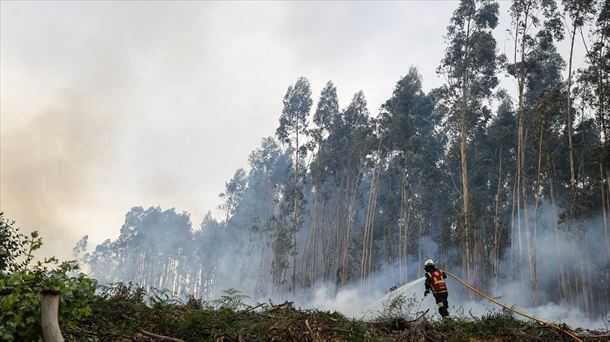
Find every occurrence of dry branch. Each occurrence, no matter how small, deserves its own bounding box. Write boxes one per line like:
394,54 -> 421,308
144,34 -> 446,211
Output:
136,327 -> 185,342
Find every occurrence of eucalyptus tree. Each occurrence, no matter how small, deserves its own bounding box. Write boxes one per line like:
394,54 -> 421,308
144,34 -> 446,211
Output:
577,0 -> 610,272
228,138 -> 291,295
565,0 -> 610,315
311,81 -> 340,147
339,91 -> 375,285
194,212 -> 224,298
275,77 -> 313,292
218,169 -> 247,231
87,207 -> 194,294
377,67 -> 441,284
303,82 -> 341,287
437,0 -> 499,287
246,137 -> 289,233
562,0 -> 597,190
505,0 -> 563,295
521,29 -> 567,305
483,95 -> 517,291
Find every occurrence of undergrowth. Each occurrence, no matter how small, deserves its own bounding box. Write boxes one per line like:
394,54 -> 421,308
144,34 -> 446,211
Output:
60,283 -> 594,342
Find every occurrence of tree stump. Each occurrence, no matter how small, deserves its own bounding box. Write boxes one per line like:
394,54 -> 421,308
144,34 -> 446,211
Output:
41,289 -> 64,342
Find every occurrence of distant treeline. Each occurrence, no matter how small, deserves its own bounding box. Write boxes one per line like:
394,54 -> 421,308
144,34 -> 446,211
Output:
80,0 -> 610,318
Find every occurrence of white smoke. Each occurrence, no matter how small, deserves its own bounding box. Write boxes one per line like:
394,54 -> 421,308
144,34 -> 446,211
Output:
83,203 -> 608,330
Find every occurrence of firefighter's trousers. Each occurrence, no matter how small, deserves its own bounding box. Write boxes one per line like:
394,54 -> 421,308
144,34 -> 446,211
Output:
433,292 -> 449,317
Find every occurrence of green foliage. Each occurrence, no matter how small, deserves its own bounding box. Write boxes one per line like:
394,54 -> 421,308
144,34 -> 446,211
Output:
97,281 -> 146,303
276,76 -> 313,150
0,215 -> 96,342
211,288 -> 249,310
0,212 -> 30,272
148,287 -> 183,309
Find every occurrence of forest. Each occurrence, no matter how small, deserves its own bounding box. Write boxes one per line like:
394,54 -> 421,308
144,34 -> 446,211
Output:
75,0 -> 610,320
2,0 -> 610,340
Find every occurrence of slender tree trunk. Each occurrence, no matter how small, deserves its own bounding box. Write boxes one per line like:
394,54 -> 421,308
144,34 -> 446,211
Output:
522,126 -> 533,302
513,5 -> 530,297
332,175 -> 345,281
301,186 -> 319,288
577,235 -> 592,314
567,24 -> 578,189
341,171 -> 360,286
312,188 -> 320,286
360,148 -> 382,288
460,65 -> 472,292
399,160 -> 411,285
366,161 -> 382,286
510,181 -> 516,283
529,125 -> 546,306
292,119 -> 299,292
404,193 -> 412,283
602,170 -> 610,315
313,199 -> 327,285
493,147 -> 502,292
595,49 -> 610,267
456,17 -> 474,293
549,162 -> 570,305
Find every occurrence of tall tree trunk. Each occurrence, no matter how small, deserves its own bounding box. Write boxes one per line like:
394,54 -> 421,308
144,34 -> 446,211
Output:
460,53 -> 472,293
493,147 -> 502,292
601,168 -> 610,327
302,186 -> 320,288
549,161 -> 570,305
510,181 -> 517,283
513,4 -> 530,296
457,16 -> 473,292
360,149 -> 382,288
567,23 -> 578,189
292,118 -> 299,293
399,160 -> 411,285
527,125 -> 546,306
366,162 -> 382,286
341,171 -> 360,286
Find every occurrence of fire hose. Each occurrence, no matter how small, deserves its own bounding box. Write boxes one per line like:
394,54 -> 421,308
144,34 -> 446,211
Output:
444,271 -> 583,342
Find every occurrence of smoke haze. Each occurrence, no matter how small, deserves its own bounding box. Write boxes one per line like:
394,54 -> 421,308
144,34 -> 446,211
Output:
2,1 -> 606,332
0,1 -> 588,259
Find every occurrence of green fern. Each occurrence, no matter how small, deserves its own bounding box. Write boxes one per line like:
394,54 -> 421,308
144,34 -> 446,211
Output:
211,288 -> 250,310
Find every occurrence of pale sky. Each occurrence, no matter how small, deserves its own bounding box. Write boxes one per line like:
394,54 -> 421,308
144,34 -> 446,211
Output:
0,1 -> 586,259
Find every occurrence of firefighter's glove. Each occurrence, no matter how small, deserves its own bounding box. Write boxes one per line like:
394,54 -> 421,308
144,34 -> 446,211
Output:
424,290 -> 430,297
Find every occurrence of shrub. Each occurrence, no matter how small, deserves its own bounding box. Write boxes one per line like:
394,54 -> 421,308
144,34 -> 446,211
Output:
0,214 -> 96,341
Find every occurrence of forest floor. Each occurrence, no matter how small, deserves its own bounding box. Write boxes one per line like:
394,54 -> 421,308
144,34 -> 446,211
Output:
64,286 -> 608,342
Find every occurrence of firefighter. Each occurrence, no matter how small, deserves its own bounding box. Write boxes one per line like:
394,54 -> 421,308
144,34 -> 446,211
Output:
423,259 -> 449,318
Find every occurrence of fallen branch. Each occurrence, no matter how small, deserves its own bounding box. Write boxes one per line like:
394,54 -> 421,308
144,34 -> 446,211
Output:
137,327 -> 185,342
406,309 -> 429,323
268,300 -> 294,312
583,333 -> 610,339
227,303 -> 266,319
